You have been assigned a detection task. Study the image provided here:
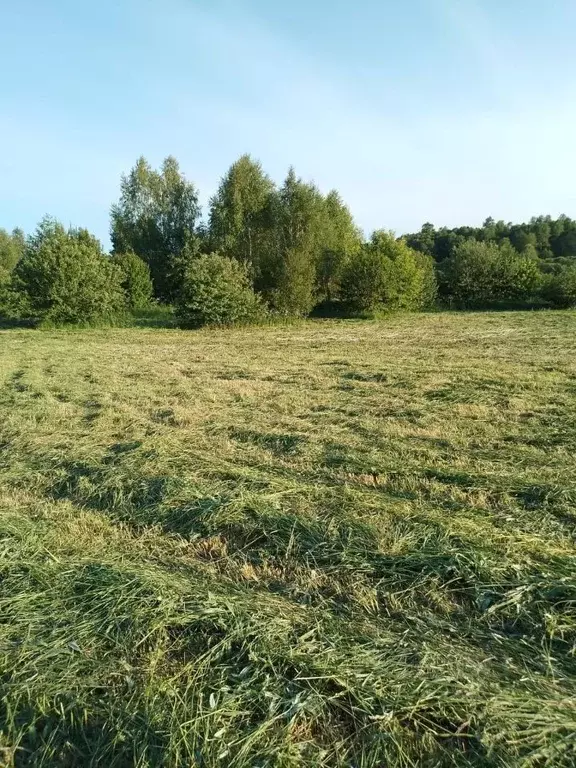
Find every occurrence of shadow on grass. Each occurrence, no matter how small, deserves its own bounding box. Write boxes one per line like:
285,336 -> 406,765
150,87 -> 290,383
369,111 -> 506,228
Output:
128,306 -> 177,328
229,428 -> 308,456
0,317 -> 36,329
44,452 -> 490,612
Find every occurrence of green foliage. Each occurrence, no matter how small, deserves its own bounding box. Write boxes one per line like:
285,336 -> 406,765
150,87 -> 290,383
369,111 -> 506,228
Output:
341,231 -> 436,312
259,169 -> 339,315
0,227 -> 25,285
7,152 -> 576,322
166,233 -> 204,296
175,253 -> 266,328
414,249 -> 439,309
13,218 -> 126,325
276,169 -> 327,258
208,154 -> 275,269
111,156 -> 201,301
0,228 -> 27,320
316,190 -> 363,302
271,246 -> 316,316
541,265 -> 576,308
340,245 -> 390,312
440,239 -> 542,307
207,162 -> 365,318
111,251 -> 153,310
406,214 -> 576,266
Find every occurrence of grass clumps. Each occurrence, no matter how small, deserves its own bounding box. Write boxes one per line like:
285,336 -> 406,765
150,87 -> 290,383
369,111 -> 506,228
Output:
0,311 -> 575,766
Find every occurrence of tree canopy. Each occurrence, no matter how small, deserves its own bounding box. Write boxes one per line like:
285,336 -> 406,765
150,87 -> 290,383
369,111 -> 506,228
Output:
405,215 -> 576,271
2,152 -> 576,326
14,218 -> 126,324
0,228 -> 25,285
111,156 -> 201,301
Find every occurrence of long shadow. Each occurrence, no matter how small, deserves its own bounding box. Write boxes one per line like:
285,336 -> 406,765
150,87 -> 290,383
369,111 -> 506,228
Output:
44,450 -> 490,611
129,307 -> 177,328
0,317 -> 36,329
35,432 -> 576,637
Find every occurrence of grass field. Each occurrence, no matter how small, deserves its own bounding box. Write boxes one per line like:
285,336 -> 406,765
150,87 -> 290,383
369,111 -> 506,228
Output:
1,311 -> 575,767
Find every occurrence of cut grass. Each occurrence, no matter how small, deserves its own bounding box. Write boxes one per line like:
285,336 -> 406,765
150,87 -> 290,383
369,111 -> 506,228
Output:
0,311 -> 575,767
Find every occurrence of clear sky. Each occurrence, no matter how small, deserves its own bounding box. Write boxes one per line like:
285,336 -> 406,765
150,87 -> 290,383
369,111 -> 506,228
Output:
1,0 -> 575,247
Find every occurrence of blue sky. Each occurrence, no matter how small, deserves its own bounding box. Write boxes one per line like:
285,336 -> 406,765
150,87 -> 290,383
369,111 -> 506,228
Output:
1,0 -> 575,247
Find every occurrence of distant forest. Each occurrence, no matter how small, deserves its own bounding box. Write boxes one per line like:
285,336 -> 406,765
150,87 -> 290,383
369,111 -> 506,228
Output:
1,155 -> 576,327
405,216 -> 576,270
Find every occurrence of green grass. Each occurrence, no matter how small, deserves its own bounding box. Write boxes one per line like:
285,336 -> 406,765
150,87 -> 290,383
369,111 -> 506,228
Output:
0,311 -> 575,767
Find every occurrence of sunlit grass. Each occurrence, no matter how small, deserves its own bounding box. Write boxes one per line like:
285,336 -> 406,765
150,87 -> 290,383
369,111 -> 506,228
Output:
0,311 -> 575,766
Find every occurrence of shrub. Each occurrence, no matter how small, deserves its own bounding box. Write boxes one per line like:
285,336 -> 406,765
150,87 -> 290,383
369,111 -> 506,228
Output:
340,247 -> 389,312
13,218 -> 126,325
415,251 -> 438,309
341,231 -> 436,312
0,283 -> 30,321
175,253 -> 266,328
541,265 -> 576,308
0,228 -> 24,286
271,247 -> 316,317
439,240 -> 542,307
111,251 -> 153,310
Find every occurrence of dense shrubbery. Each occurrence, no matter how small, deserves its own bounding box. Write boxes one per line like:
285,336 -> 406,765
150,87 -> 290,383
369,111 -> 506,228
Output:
269,246 -> 317,317
439,240 -> 542,307
341,231 -> 437,312
415,250 -> 439,309
11,219 -> 126,325
175,253 -> 266,328
405,214 -> 576,268
0,228 -> 24,285
111,251 -> 153,310
541,265 -> 576,308
2,154 -> 576,327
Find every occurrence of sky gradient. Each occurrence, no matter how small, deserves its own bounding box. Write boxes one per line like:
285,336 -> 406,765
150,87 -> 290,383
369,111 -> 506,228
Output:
1,0 -> 575,247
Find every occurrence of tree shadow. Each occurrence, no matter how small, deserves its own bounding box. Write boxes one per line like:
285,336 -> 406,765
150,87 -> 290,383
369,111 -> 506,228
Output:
129,306 -> 177,328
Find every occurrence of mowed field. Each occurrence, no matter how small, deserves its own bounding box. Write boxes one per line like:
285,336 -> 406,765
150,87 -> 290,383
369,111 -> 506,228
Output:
0,312 -> 575,767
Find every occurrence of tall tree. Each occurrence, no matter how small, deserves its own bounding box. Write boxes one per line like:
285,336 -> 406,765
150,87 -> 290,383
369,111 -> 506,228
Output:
208,155 -> 275,271
317,190 -> 363,302
277,168 -> 326,254
0,228 -> 25,284
258,168 -> 326,314
111,156 -> 200,301
405,222 -> 436,257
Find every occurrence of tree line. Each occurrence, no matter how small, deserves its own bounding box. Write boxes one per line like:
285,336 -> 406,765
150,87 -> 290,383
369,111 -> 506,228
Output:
1,155 -> 575,327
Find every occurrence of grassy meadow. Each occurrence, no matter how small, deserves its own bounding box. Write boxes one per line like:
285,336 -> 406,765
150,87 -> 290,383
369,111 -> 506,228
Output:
0,311 -> 575,767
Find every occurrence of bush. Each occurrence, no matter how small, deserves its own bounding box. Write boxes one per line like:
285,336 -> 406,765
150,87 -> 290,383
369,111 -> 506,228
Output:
541,265 -> 576,308
414,251 -> 438,309
175,253 -> 267,328
0,283 -> 30,321
439,240 -> 542,307
111,251 -> 153,310
13,218 -> 126,325
0,229 -> 25,321
341,231 -> 436,312
271,247 -> 316,317
0,228 -> 24,286
340,248 -> 389,312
